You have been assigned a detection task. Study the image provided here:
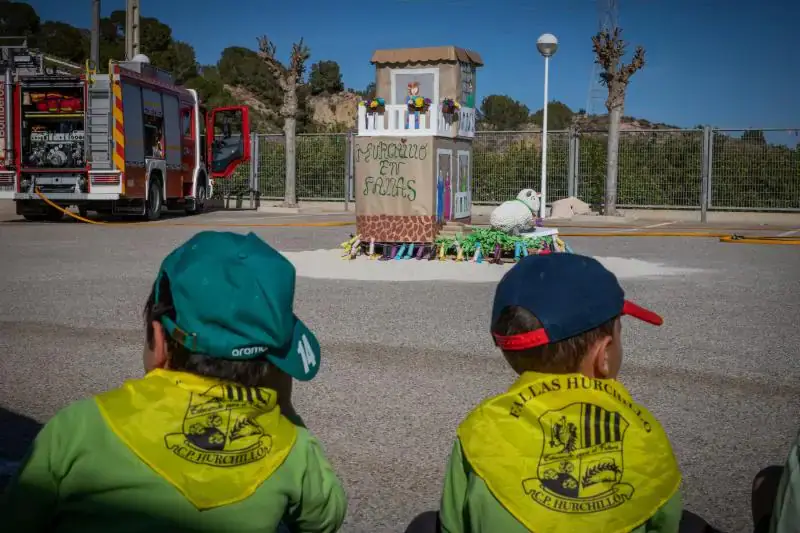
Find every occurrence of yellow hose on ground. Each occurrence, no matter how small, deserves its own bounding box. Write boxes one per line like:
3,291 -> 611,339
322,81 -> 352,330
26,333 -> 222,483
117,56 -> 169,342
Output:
30,190 -> 800,244
33,189 -> 355,228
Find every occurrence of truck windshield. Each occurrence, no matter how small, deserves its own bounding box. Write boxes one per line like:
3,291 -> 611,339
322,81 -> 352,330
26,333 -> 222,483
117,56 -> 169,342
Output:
20,85 -> 85,169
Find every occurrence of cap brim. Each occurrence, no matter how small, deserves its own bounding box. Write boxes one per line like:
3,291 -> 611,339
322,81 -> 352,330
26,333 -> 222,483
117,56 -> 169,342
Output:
622,300 -> 663,326
265,317 -> 321,381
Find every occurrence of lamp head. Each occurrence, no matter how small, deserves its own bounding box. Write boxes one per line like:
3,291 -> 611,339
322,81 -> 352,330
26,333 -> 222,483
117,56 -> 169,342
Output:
536,34 -> 558,57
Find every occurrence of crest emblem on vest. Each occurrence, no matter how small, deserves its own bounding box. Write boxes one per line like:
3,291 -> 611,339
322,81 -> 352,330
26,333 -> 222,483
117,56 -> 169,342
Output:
164,384 -> 274,467
522,402 -> 635,513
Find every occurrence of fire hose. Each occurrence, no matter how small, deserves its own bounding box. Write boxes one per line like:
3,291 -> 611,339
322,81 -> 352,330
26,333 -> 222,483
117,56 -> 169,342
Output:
32,189 -> 800,244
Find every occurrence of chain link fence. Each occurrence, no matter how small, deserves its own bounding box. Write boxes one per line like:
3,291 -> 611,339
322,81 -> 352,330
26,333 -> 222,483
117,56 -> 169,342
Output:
212,128 -> 800,211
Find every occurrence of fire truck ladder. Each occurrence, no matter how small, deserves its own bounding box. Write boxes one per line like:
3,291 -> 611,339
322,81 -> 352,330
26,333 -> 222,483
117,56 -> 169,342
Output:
86,73 -> 113,171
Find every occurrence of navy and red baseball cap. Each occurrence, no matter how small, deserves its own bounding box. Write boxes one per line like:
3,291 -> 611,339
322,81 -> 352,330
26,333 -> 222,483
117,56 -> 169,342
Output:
491,253 -> 663,350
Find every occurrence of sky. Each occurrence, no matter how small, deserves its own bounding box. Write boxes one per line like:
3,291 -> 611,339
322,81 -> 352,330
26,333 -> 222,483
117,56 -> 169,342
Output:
27,0 -> 800,145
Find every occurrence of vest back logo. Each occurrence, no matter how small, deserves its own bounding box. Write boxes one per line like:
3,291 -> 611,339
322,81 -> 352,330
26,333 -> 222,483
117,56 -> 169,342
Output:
164,384 -> 274,467
522,402 -> 635,514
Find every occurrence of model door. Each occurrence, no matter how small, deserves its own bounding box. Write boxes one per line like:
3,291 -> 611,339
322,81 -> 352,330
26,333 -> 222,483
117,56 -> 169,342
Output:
436,149 -> 452,222
453,151 -> 471,219
207,106 -> 251,178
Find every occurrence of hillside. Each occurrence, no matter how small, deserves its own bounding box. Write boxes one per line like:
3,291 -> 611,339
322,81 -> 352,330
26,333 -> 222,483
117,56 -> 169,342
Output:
2,0 -> 689,135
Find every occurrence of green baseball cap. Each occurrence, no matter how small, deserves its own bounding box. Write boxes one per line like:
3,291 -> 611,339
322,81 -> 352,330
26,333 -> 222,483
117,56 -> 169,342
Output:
152,231 -> 320,381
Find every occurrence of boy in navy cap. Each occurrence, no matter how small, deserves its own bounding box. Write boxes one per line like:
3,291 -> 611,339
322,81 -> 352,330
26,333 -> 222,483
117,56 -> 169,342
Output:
438,253 -> 683,533
2,231 -> 347,533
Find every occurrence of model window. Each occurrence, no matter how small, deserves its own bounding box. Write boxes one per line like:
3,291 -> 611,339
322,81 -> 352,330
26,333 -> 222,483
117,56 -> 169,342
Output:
460,63 -> 475,108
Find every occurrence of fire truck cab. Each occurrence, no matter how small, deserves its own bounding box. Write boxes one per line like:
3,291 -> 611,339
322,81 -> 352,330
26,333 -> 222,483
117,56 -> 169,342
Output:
0,49 -> 250,221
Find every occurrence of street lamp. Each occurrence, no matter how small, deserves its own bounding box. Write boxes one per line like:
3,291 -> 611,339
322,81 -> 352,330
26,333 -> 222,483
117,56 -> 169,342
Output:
536,33 -> 558,219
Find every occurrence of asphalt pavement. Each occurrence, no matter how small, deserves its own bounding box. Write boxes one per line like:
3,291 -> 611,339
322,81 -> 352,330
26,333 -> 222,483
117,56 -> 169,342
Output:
1,205 -> 799,533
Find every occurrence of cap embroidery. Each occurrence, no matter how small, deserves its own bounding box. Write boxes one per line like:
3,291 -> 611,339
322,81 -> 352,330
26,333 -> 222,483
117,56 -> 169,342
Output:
298,334 -> 317,374
231,346 -> 268,358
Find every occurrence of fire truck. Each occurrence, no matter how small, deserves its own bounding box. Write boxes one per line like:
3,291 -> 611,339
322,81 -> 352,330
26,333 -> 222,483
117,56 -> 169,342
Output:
0,47 -> 250,221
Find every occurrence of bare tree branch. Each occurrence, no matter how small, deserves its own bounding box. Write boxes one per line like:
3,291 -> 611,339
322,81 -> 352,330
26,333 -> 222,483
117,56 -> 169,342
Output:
257,35 -> 288,91
255,35 -> 311,208
591,27 -> 645,111
289,38 -> 310,84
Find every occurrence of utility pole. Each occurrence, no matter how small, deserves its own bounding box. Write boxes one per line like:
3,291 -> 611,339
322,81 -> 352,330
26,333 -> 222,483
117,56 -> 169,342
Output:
90,0 -> 100,69
585,0 -> 619,116
125,0 -> 141,60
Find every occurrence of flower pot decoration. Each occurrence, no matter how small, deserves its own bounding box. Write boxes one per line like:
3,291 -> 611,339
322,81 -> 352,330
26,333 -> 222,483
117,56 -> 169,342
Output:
406,82 -> 431,113
360,97 -> 385,114
441,97 -> 461,117
407,95 -> 432,113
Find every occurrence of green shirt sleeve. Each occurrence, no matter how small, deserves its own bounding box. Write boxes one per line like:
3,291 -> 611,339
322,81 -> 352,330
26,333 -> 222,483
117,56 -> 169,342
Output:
0,410 -> 64,532
440,439 -> 470,533
771,430 -> 800,533
283,430 -> 347,533
638,491 -> 683,533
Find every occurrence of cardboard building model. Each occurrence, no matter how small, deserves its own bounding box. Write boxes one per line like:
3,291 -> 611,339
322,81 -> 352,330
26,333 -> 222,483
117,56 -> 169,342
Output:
354,46 -> 483,243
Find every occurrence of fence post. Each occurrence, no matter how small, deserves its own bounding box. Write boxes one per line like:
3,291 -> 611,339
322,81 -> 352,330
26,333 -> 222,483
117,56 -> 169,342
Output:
252,133 -> 260,208
707,128 -> 714,210
573,132 -> 581,199
567,127 -> 576,198
248,132 -> 256,209
344,131 -> 352,211
700,127 -> 712,223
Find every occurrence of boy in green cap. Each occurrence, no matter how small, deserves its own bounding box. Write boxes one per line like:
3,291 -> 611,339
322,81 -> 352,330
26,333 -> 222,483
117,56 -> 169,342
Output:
1,231 -> 347,533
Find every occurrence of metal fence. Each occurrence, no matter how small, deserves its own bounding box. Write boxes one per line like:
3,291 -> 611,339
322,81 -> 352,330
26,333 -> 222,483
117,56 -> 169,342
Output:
214,128 -> 800,211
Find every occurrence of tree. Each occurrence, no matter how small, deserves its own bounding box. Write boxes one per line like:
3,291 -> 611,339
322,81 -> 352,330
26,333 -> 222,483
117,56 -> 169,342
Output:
362,82 -> 376,99
165,41 -> 198,84
350,82 -> 376,100
257,35 -> 310,207
742,129 -> 766,146
479,95 -> 530,131
36,21 -> 87,63
218,46 -> 281,107
530,100 -> 574,130
308,60 -> 343,95
0,1 -> 40,40
592,27 -> 645,215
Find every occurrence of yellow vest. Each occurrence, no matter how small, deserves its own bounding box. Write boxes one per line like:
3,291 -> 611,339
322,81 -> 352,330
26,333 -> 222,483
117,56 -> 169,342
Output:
458,372 -> 680,533
95,369 -> 297,510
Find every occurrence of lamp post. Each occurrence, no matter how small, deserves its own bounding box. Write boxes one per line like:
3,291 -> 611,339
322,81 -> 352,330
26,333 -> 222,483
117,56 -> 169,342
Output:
536,33 -> 558,219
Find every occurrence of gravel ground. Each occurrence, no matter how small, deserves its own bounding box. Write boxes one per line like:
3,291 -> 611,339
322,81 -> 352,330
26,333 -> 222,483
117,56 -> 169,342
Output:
1,212 -> 799,533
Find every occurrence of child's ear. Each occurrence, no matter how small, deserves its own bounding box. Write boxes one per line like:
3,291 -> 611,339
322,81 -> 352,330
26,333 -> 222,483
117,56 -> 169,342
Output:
585,335 -> 614,378
150,320 -> 170,369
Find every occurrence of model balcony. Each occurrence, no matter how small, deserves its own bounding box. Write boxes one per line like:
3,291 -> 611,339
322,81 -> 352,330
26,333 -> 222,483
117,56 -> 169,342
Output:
357,104 -> 476,139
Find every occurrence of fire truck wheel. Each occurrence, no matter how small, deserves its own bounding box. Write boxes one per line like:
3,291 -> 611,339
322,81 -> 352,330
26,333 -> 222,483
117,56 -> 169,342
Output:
145,179 -> 163,221
186,180 -> 207,215
23,214 -> 47,222
78,207 -> 89,218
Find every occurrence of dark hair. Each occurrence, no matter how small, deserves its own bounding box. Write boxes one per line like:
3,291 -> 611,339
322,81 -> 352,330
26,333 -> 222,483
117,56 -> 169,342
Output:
143,274 -> 275,388
492,306 -> 617,374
